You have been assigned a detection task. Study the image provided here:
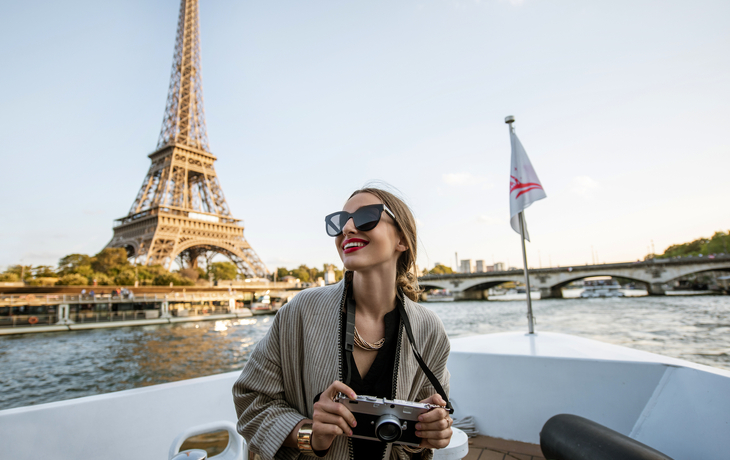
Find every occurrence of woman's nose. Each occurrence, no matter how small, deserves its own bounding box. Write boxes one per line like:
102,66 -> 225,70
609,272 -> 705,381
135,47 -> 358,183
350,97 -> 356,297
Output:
341,216 -> 357,234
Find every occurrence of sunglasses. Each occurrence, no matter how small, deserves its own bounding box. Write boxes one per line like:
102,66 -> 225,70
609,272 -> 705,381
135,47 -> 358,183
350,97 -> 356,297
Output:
325,204 -> 397,237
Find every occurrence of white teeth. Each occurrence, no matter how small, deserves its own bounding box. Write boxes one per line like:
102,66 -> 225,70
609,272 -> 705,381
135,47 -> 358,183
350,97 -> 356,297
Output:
345,242 -> 367,250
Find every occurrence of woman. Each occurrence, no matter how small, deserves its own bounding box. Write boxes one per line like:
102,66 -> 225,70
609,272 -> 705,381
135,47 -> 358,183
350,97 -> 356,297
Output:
233,187 -> 453,459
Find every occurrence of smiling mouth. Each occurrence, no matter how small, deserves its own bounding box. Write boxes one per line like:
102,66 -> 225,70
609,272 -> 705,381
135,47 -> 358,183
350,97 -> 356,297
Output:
343,240 -> 369,254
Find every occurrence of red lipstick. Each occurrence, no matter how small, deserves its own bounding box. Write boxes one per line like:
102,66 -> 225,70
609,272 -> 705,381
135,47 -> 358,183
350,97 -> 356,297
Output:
342,238 -> 369,254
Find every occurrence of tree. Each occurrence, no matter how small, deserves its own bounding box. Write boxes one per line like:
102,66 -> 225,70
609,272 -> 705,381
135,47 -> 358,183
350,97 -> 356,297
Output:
153,272 -> 194,286
57,254 -> 93,276
429,264 -> 454,275
56,273 -> 88,286
33,265 -> 57,278
4,265 -> 33,281
706,231 -> 730,255
91,273 -> 114,286
91,248 -> 131,275
115,269 -> 137,285
0,273 -> 19,282
290,265 -> 311,283
209,261 -> 238,281
276,267 -> 289,280
136,265 -> 168,285
178,268 -> 204,281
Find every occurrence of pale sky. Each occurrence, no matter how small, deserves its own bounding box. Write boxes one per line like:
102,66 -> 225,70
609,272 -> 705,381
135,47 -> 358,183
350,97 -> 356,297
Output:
1,0 -> 729,273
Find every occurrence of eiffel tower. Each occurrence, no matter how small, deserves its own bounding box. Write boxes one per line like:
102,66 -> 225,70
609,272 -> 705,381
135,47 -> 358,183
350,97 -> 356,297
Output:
106,0 -> 268,278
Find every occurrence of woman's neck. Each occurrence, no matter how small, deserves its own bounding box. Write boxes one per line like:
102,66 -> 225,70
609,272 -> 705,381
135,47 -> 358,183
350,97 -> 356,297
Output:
352,267 -> 398,321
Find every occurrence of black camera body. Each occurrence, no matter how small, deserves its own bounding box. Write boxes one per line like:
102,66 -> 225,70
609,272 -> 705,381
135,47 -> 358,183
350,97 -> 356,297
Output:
336,393 -> 440,447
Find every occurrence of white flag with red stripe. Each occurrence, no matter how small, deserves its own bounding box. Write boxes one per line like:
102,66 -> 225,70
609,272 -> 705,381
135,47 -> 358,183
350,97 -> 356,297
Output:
509,130 -> 546,241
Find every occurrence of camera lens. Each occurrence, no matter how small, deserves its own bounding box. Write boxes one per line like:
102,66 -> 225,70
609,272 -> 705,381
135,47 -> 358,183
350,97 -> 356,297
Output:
375,414 -> 402,442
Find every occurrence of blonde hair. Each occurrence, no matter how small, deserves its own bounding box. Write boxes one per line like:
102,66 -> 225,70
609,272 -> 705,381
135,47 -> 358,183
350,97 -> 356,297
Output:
349,187 -> 421,301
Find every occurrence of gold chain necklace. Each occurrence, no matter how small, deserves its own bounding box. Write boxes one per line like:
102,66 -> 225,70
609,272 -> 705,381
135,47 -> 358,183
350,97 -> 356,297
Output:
354,327 -> 385,351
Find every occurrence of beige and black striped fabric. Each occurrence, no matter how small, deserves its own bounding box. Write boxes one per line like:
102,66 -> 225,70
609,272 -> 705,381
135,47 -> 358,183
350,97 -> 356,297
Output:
232,277 -> 451,460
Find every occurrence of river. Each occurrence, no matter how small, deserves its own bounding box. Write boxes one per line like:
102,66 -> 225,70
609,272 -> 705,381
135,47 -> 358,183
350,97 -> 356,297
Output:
0,295 -> 728,411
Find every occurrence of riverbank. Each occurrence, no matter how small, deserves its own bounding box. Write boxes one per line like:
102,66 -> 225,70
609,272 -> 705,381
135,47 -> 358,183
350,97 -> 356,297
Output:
0,310 -> 257,336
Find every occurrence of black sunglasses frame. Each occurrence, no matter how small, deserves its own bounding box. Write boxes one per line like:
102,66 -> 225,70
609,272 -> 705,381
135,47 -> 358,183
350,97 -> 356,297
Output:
324,204 -> 398,237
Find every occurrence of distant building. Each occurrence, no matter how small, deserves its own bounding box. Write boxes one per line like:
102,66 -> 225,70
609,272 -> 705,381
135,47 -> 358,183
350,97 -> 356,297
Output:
460,259 -> 473,273
493,262 -> 505,272
324,266 -> 337,285
475,260 -> 486,272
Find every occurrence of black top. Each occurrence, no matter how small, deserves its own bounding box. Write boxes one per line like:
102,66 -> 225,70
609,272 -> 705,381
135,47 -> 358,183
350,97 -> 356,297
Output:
341,295 -> 401,460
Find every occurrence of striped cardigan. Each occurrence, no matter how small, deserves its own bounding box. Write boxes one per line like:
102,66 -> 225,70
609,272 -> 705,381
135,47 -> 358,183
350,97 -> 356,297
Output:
232,277 -> 451,460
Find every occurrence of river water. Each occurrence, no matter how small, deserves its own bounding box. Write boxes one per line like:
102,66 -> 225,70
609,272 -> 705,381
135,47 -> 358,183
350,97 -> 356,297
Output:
1,295 -> 728,410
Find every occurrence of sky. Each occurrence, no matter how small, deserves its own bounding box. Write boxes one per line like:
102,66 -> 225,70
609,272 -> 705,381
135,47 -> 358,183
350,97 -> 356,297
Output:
1,0 -> 729,274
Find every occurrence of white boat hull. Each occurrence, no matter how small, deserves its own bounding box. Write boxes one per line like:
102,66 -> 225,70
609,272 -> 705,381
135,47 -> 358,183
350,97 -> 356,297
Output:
1,332 -> 728,460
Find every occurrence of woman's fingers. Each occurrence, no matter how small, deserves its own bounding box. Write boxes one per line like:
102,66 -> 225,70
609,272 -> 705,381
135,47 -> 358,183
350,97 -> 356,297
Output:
310,380 -> 359,451
418,407 -> 447,424
415,402 -> 453,449
419,429 -> 452,449
322,380 -> 356,401
419,393 -> 446,406
315,411 -> 354,436
315,398 -> 357,427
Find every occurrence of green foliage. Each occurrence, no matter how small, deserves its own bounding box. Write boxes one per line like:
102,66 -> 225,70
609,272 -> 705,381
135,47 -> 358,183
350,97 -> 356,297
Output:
0,273 -> 20,282
706,231 -> 730,255
136,265 -> 168,285
57,254 -> 93,276
209,261 -> 238,281
26,277 -> 58,286
91,273 -> 114,286
33,265 -> 57,277
4,265 -> 33,280
657,230 -> 730,258
429,264 -> 454,275
289,265 -> 312,283
56,273 -> 88,286
115,269 -> 137,286
153,272 -> 194,286
91,248 -> 131,275
277,264 -> 342,283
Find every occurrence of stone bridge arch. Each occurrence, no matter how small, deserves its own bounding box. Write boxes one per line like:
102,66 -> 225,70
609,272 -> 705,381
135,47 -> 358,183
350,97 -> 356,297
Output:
169,238 -> 267,279
418,257 -> 730,299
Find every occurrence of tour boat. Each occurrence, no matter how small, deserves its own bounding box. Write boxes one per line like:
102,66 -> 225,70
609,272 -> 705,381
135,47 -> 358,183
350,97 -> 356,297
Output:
1,326 -> 727,460
579,279 -> 625,298
423,290 -> 455,302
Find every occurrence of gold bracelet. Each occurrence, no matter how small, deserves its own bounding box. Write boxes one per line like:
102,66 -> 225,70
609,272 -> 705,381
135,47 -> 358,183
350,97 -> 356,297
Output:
297,423 -> 314,452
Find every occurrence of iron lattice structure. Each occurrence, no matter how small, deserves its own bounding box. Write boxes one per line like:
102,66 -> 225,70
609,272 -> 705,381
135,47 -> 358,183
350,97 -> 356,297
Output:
106,0 -> 268,278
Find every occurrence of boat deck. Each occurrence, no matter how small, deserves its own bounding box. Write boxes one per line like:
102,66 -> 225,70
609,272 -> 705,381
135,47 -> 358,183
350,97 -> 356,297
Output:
185,432 -> 546,459
465,435 -> 544,460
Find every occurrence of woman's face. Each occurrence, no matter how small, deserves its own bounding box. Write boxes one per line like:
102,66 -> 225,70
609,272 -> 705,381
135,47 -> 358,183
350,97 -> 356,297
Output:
335,193 -> 406,273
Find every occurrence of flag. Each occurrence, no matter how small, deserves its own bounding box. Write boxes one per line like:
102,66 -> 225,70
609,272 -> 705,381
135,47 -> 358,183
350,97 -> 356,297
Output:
509,130 -> 546,241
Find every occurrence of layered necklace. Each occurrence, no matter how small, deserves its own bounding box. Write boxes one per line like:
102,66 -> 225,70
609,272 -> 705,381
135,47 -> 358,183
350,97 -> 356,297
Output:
353,327 -> 385,351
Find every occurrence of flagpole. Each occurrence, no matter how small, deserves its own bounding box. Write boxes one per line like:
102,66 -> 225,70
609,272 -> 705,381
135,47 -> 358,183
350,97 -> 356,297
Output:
506,116 -> 535,334
518,211 -> 535,334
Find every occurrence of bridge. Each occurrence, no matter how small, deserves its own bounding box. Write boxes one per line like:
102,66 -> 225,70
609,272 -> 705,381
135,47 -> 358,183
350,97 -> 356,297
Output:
418,256 -> 730,300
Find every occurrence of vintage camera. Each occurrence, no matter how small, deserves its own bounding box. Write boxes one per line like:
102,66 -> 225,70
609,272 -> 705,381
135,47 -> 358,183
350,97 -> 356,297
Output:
335,393 -> 442,447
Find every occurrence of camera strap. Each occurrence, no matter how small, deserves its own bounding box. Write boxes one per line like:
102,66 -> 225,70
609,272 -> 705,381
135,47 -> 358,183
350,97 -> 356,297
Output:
395,297 -> 453,414
343,287 -> 453,414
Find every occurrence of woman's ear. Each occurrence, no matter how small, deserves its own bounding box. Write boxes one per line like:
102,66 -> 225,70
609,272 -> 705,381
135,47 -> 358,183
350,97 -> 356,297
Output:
396,232 -> 408,253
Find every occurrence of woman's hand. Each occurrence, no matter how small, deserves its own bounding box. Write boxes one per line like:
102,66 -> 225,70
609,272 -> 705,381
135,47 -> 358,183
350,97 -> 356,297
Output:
311,381 -> 358,451
415,394 -> 453,449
